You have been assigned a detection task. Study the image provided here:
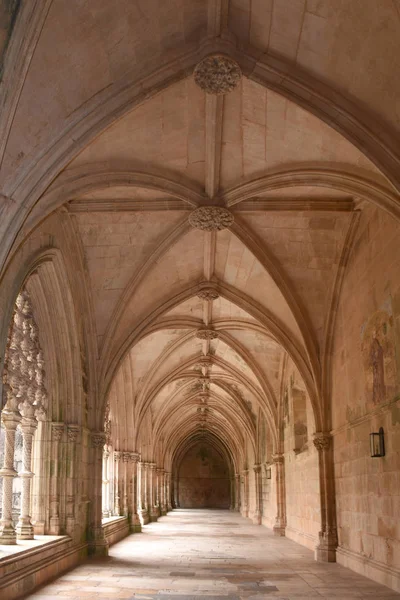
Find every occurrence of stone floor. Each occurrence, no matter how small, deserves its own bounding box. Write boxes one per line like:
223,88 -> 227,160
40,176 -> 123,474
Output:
26,509 -> 400,600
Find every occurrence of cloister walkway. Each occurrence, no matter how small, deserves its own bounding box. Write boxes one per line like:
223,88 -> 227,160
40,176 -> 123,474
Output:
27,510 -> 400,600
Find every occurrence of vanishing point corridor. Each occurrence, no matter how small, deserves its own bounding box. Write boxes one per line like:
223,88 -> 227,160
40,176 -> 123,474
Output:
26,510 -> 400,600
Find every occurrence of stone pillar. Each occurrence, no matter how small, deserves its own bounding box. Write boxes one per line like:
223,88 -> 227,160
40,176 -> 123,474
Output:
114,451 -> 121,516
229,476 -> 235,510
173,473 -> 179,508
149,463 -> 158,521
138,462 -> 149,525
156,468 -> 162,517
235,473 -> 240,511
102,447 -> 111,518
0,408 -> 21,544
313,433 -> 338,562
16,410 -> 38,540
272,453 -> 286,536
253,464 -> 262,525
49,422 -> 64,534
122,452 -> 130,517
65,425 -> 80,536
130,453 -> 141,532
160,469 -> 167,515
242,469 -> 249,518
88,432 -> 108,556
166,472 -> 172,511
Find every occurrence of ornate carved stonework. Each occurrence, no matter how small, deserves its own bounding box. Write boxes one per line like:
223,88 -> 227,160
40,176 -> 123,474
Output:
253,464 -> 262,474
67,425 -> 80,443
123,452 -> 130,462
313,433 -> 331,452
189,206 -> 234,232
114,451 -> 122,461
91,432 -> 106,448
197,287 -> 220,301
272,453 -> 284,464
194,55 -> 242,95
51,423 -> 64,441
130,452 -> 140,463
196,328 -> 219,340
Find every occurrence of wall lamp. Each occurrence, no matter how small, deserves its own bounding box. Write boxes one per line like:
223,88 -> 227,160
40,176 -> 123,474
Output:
370,427 -> 385,458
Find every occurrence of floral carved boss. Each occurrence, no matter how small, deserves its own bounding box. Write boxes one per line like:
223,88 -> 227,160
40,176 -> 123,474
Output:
194,55 -> 242,95
189,206 -> 234,231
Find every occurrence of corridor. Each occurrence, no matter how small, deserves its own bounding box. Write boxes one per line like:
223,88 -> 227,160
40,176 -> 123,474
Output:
27,511 -> 400,600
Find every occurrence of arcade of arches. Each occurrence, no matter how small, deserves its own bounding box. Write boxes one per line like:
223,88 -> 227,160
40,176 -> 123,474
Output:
0,1 -> 400,598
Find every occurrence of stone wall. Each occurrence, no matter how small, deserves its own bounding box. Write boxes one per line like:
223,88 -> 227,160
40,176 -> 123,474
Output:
178,443 -> 230,509
331,205 -> 400,590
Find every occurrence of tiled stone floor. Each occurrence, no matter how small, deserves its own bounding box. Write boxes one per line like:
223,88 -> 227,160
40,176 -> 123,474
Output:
26,509 -> 400,600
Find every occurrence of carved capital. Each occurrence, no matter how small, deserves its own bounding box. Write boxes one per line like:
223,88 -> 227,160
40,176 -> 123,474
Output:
67,425 -> 80,443
194,54 -> 241,95
272,453 -> 284,464
189,206 -> 234,232
196,328 -> 219,340
114,451 -> 122,461
130,452 -> 140,463
313,433 -> 331,452
91,432 -> 106,448
123,452 -> 130,462
253,464 -> 261,474
51,423 -> 64,441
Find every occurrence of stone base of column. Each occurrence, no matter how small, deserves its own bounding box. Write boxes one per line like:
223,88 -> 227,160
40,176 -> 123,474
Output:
49,517 -> 61,535
273,524 -> 286,536
130,514 -> 142,533
138,509 -> 150,525
252,510 -> 261,525
167,503 -> 173,511
16,518 -> 34,540
88,527 -> 109,556
161,505 -> 167,516
0,523 -> 17,544
315,531 -> 337,562
149,506 -> 159,522
242,506 -> 249,518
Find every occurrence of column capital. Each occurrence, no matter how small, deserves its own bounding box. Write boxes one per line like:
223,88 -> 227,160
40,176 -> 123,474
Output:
253,464 -> 261,474
1,408 -> 21,429
114,451 -> 122,461
122,452 -> 130,462
20,416 -> 38,436
51,422 -> 65,441
149,462 -> 157,470
130,452 -> 140,462
67,424 -> 80,443
91,431 -> 106,448
272,453 -> 284,464
313,432 -> 331,452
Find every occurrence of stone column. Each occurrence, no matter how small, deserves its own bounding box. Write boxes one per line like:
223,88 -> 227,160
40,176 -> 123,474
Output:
130,453 -> 141,532
156,468 -> 162,517
122,452 -> 130,517
166,472 -> 172,511
314,433 -> 338,562
102,447 -> 111,518
16,408 -> 38,540
253,464 -> 262,525
229,476 -> 235,510
159,469 -> 166,515
88,432 -> 108,556
65,425 -> 80,536
173,473 -> 179,508
272,453 -> 286,536
49,422 -> 64,534
149,463 -> 158,521
235,473 -> 240,511
0,407 -> 21,544
114,451 -> 121,516
242,469 -> 249,518
138,462 -> 149,525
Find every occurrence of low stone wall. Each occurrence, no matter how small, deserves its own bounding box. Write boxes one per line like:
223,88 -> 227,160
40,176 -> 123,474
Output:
102,516 -> 130,546
337,546 -> 400,593
0,537 -> 86,600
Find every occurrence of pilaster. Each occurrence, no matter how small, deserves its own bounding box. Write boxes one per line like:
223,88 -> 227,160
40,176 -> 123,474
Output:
313,433 -> 338,562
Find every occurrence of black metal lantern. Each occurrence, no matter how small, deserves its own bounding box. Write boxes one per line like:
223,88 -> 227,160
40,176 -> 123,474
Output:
370,427 -> 385,458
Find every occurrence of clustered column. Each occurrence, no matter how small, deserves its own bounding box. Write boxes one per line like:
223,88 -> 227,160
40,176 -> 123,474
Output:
272,452 -> 286,536
114,451 -> 121,516
130,453 -> 141,532
242,469 -> 249,518
253,464 -> 262,525
0,290 -> 46,544
313,433 -> 338,562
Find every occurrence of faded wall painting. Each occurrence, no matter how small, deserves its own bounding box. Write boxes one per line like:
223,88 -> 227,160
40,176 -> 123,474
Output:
361,303 -> 397,405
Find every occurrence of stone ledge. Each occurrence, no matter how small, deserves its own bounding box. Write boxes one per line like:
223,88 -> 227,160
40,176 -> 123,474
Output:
337,545 -> 400,593
0,536 -> 87,600
102,516 -> 129,546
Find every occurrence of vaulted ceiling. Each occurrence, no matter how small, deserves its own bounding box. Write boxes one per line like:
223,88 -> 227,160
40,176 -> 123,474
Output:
1,0 -> 400,461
